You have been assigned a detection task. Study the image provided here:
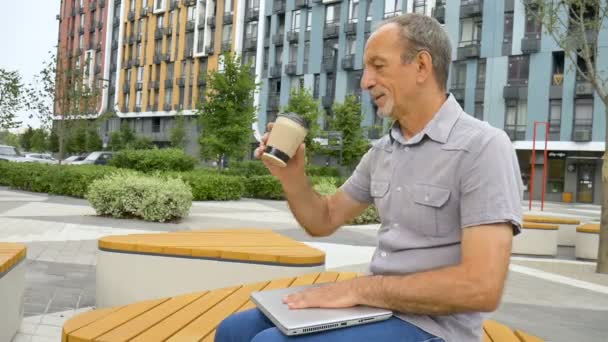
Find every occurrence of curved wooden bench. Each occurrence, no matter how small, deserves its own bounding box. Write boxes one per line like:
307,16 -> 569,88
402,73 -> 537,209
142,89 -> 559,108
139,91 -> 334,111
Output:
576,223 -> 600,260
523,215 -> 581,246
512,222 -> 558,256
483,319 -> 543,342
67,272 -> 543,342
96,229 -> 326,307
0,242 -> 27,342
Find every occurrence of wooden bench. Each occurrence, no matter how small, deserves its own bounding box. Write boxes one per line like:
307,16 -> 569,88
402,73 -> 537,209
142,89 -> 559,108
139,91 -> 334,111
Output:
65,271 -> 543,341
0,242 -> 27,342
523,215 -> 581,246
512,222 -> 559,256
97,229 -> 326,307
575,223 -> 600,260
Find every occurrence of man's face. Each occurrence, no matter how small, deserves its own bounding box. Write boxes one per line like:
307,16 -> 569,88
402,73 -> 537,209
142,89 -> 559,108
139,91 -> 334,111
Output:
361,24 -> 418,118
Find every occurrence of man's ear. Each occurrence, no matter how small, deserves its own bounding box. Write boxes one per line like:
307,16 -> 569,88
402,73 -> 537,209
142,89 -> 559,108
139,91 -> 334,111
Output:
416,51 -> 433,84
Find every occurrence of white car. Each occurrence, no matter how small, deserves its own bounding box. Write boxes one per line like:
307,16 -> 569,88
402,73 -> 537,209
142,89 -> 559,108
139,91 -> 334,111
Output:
71,151 -> 114,165
23,153 -> 58,164
0,145 -> 28,163
63,155 -> 87,164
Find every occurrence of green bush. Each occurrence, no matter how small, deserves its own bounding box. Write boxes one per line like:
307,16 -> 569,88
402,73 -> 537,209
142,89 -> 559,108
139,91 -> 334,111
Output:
87,172 -> 192,222
176,171 -> 245,201
244,175 -> 284,199
223,161 -> 269,176
110,148 -> 197,172
0,162 -> 118,198
312,176 -> 380,225
306,165 -> 341,177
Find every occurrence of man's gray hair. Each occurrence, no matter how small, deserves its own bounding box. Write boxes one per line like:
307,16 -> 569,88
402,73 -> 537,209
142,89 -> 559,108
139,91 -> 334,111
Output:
379,13 -> 452,90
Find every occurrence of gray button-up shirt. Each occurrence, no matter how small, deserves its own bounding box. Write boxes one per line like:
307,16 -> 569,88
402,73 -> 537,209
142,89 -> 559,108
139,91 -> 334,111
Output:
341,95 -> 523,341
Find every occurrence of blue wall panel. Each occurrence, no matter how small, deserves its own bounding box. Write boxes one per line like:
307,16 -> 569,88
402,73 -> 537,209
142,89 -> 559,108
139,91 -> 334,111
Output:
484,56 -> 508,129
526,52 -> 552,140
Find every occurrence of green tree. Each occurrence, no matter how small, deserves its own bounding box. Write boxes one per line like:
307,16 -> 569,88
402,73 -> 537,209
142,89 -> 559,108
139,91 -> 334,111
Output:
30,129 -> 49,152
0,131 -> 20,147
86,127 -> 102,151
527,0 -> 608,273
198,52 -> 257,168
108,121 -> 152,150
170,112 -> 187,149
19,126 -> 34,151
48,129 -> 59,153
0,69 -> 23,129
330,95 -> 369,171
282,88 -> 322,159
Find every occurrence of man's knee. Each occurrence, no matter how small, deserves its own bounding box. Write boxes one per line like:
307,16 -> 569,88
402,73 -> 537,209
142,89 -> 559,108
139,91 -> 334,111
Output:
215,313 -> 241,342
215,309 -> 272,342
251,328 -> 289,342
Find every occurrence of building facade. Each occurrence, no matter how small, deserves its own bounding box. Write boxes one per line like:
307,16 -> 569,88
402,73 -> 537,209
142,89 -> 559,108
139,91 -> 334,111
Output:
56,0 -> 608,204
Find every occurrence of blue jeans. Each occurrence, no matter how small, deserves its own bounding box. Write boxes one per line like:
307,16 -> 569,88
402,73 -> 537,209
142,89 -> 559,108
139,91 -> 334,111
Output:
215,309 -> 443,342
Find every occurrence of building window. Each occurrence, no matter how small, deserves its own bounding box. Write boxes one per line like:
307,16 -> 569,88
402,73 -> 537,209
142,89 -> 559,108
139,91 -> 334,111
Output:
167,62 -> 174,79
246,21 -> 258,39
384,0 -> 402,18
155,0 -> 165,12
572,98 -> 593,141
474,101 -> 483,120
152,118 -> 161,132
306,9 -> 312,31
222,24 -> 232,45
476,58 -> 486,88
548,99 -> 561,140
459,18 -> 482,47
451,61 -> 466,89
552,51 -> 565,85
326,4 -> 340,24
157,15 -> 164,28
304,41 -> 310,65
224,0 -> 233,15
507,55 -> 530,86
503,11 -> 513,44
504,100 -> 527,140
524,7 -> 542,35
292,10 -> 301,31
289,43 -> 298,63
165,87 -> 173,107
413,0 -> 426,15
349,0 -> 359,22
366,0 -> 373,21
313,73 -> 320,99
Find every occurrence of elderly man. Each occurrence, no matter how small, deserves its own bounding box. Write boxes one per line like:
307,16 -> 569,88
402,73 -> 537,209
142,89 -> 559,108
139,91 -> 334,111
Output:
215,13 -> 523,342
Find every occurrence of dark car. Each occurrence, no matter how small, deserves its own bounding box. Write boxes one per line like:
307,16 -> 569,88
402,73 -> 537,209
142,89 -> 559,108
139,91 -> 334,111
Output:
72,151 -> 114,165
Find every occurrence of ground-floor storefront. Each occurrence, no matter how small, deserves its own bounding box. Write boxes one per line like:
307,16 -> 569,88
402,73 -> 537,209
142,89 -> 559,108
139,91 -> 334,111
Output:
517,149 -> 604,204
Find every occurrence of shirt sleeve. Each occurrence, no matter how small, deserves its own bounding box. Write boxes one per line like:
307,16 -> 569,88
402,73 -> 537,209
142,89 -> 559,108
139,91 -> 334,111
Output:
460,131 -> 523,234
340,148 -> 374,204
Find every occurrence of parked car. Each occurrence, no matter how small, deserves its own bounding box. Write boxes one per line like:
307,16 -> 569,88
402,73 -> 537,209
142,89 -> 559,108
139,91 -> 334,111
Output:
62,155 -> 87,164
0,145 -> 28,163
72,151 -> 114,165
23,153 -> 58,164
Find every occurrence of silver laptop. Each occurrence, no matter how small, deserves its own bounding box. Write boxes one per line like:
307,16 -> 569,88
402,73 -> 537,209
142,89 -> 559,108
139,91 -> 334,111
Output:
250,284 -> 393,336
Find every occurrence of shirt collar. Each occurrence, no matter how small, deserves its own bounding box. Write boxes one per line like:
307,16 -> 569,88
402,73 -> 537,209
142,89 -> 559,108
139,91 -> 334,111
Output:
389,94 -> 462,146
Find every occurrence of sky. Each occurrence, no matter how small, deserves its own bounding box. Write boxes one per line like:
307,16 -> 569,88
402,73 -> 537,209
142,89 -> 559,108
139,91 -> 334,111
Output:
0,0 -> 61,130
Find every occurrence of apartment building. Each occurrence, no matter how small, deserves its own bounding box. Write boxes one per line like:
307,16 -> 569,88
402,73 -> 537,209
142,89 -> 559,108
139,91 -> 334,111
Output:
56,0 -> 608,204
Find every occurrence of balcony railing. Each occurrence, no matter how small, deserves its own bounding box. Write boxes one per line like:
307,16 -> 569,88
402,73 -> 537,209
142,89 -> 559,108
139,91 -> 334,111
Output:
324,22 -> 340,39
457,40 -> 481,59
432,1 -> 446,23
460,0 -> 483,18
572,121 -> 592,142
504,125 -> 526,141
246,8 -> 259,22
322,56 -> 337,73
344,21 -> 357,35
548,120 -> 561,140
341,54 -> 355,70
285,62 -> 297,75
521,32 -> 541,53
273,1 -> 286,14
287,30 -> 299,43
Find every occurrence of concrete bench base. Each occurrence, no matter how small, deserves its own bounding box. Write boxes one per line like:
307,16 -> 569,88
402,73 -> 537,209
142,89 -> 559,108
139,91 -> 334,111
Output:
557,224 -> 579,246
0,261 -> 26,342
96,250 -> 325,307
576,233 -> 599,260
512,226 -> 558,256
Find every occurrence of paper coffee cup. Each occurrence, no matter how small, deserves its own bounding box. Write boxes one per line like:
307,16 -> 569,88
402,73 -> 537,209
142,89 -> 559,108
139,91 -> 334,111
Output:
262,113 -> 309,168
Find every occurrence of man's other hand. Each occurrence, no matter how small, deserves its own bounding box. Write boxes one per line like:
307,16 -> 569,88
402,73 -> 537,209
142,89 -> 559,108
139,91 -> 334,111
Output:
282,281 -> 359,309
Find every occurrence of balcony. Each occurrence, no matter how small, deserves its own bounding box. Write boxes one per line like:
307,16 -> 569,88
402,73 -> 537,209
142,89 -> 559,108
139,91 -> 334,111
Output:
186,21 -> 195,32
79,6 -> 85,14
99,0 -> 105,7
344,21 -> 357,35
163,53 -> 171,62
450,87 -> 465,100
521,33 -> 541,53
432,1 -> 446,23
324,22 -> 340,39
136,82 -> 143,91
244,37 -> 257,51
113,16 -> 119,27
572,123 -> 592,142
285,62 -> 297,75
273,1 -> 286,14
164,27 -> 173,36
322,95 -> 334,108
89,24 -> 96,33
460,0 -> 483,18
221,41 -> 231,52
223,13 -> 233,25
165,79 -> 174,88
96,42 -> 102,51
198,76 -> 206,86
272,33 -> 283,46
153,54 -> 162,64
287,30 -> 299,43
341,54 -> 355,70
503,80 -> 528,100
97,21 -> 104,30
207,15 -> 216,27
322,56 -> 336,73
170,0 -> 179,10
182,0 -> 196,6
504,125 -> 526,141
164,104 -> 172,111
90,0 -> 97,10
122,83 -> 130,93
79,27 -> 85,35
295,0 -> 307,8
155,28 -> 164,39
550,73 -> 564,99
268,94 -> 280,110
205,45 -> 215,55
269,64 -> 282,78
177,77 -> 186,87
246,8 -> 259,22
128,11 -> 135,21
575,80 -> 594,96
129,35 -> 137,44
457,41 -> 481,59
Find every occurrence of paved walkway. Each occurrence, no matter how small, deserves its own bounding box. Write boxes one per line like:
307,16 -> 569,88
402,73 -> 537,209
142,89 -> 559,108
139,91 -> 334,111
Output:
1,186 -> 608,341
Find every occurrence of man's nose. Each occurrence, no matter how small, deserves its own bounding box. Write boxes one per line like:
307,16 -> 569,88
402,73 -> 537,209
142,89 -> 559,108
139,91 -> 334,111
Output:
360,68 -> 375,90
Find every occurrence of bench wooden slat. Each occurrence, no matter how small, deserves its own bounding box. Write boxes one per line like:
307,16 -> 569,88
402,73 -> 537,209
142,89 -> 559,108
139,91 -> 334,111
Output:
521,222 -> 559,230
62,308 -> 122,342
336,272 -> 360,281
130,286 -> 239,342
166,282 -> 270,341
95,292 -> 207,342
290,272 -> 322,286
482,330 -> 492,342
577,223 -> 600,234
0,243 -> 27,275
237,277 -> 298,313
484,320 -> 519,341
515,329 -> 544,342
315,271 -> 341,284
523,215 -> 580,225
68,298 -> 168,342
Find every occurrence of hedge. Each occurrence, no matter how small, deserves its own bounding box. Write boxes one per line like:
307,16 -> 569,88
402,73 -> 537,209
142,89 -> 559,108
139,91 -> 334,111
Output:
175,171 -> 245,201
87,172 -> 192,222
110,148 -> 197,172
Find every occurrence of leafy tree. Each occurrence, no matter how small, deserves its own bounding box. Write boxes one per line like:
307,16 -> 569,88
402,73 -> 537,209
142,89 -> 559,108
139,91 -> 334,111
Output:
108,121 -> 152,150
282,88 -> 322,159
86,127 -> 103,151
19,126 -> 34,151
0,131 -> 20,147
30,129 -> 49,152
170,112 -> 187,149
48,129 -> 59,153
0,69 -> 23,129
198,52 -> 257,168
330,95 -> 369,171
527,0 -> 608,272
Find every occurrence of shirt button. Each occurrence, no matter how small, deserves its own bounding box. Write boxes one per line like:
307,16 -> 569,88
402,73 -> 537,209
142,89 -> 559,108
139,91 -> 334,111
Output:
380,252 -> 388,258
396,186 -> 402,192
425,195 -> 430,201
392,223 -> 399,228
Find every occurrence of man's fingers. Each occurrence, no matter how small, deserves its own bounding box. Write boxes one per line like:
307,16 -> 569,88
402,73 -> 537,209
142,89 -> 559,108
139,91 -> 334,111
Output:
266,122 -> 274,132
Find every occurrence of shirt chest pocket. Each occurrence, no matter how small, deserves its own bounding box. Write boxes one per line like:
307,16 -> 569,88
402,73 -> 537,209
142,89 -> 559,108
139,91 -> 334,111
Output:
370,180 -> 390,220
409,183 -> 454,237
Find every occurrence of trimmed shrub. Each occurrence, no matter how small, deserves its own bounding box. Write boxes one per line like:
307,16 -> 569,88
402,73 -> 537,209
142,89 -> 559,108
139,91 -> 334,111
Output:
312,177 -> 380,225
87,172 -> 192,222
176,171 -> 245,201
0,162 -> 118,198
223,161 -> 269,177
306,165 -> 341,177
244,175 -> 284,200
110,148 -> 197,172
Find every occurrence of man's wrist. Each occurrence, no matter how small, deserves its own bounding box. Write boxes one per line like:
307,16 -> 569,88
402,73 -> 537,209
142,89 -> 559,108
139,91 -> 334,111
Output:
280,173 -> 311,196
